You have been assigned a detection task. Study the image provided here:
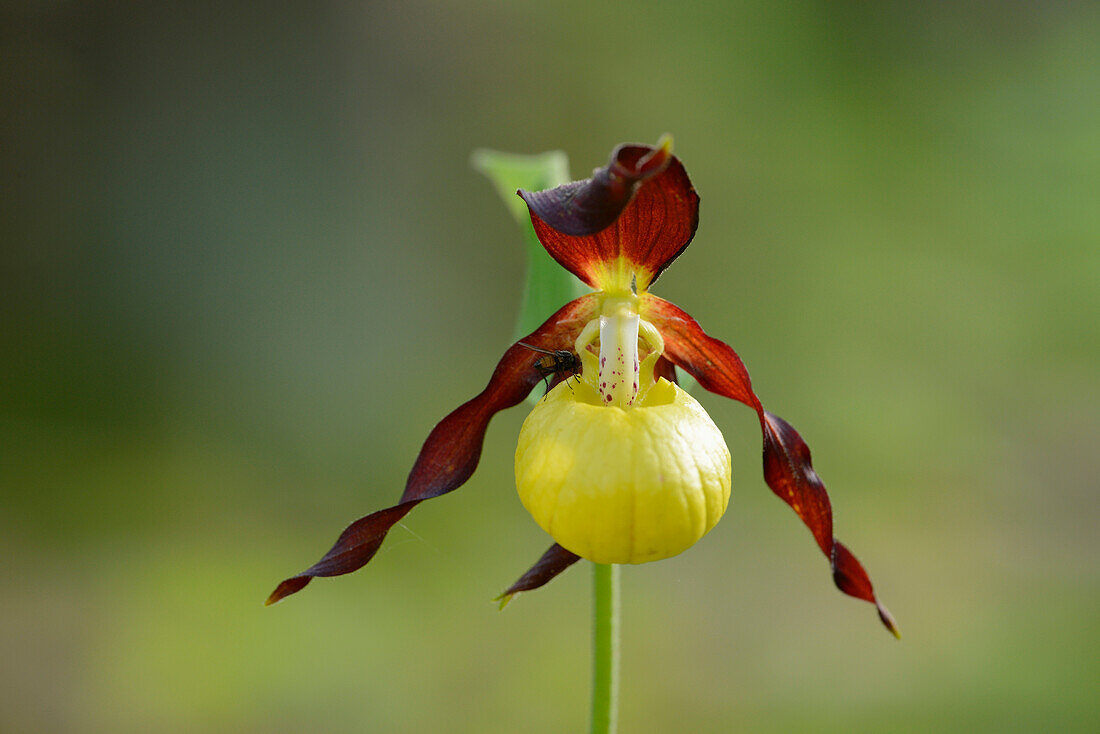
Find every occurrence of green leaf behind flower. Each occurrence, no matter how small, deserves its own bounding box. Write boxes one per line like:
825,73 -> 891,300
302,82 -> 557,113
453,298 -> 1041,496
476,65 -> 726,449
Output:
471,149 -> 589,345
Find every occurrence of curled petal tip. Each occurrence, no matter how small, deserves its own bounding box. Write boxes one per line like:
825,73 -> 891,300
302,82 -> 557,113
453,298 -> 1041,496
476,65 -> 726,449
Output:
612,135 -> 673,181
266,576 -> 311,606
878,603 -> 901,639
635,134 -> 674,174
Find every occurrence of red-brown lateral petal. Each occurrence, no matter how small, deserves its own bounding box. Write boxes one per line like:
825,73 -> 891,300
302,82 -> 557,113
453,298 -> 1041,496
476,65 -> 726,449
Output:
643,295 -> 898,637
266,295 -> 600,605
495,543 -> 581,608
520,141 -> 699,290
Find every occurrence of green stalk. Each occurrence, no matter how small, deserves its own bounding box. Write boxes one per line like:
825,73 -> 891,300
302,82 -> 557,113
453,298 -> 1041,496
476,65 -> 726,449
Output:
591,563 -> 620,734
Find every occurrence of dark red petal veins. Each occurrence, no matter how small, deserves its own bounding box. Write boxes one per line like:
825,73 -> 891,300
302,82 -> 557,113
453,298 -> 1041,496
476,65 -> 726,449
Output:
520,141 -> 699,290
496,543 -> 581,607
267,295 -> 600,605
643,295 -> 898,636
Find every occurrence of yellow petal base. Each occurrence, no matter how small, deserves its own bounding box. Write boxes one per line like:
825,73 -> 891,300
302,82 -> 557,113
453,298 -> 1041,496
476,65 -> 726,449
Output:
515,377 -> 731,564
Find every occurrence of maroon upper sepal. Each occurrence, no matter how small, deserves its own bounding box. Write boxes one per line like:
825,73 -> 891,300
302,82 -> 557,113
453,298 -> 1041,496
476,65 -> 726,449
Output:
266,295 -> 599,605
645,295 -> 898,637
520,138 -> 699,290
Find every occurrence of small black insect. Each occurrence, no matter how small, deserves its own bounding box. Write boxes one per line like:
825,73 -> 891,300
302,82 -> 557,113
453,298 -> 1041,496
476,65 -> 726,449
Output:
518,342 -> 580,392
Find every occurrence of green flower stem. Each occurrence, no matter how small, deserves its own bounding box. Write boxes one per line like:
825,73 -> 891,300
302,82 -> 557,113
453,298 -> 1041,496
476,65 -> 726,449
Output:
591,563 -> 620,734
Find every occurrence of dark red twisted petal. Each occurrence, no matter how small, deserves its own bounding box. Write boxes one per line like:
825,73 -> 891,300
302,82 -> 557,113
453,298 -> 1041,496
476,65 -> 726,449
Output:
643,296 -> 899,637
266,294 -> 600,605
495,543 -> 581,607
761,411 -> 833,554
520,141 -> 699,291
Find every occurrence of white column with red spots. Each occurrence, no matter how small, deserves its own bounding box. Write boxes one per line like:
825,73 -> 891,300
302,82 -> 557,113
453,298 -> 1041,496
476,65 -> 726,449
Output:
598,297 -> 640,408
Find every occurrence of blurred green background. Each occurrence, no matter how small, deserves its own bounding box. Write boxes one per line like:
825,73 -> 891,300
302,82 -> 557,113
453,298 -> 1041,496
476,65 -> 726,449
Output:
3,1 -> 1098,732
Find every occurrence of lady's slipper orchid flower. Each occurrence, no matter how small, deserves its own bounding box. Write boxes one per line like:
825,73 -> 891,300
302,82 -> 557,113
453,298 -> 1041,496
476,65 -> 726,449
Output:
268,139 -> 898,637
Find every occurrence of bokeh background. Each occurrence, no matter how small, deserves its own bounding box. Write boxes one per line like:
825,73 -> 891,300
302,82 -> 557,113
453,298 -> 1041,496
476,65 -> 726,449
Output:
3,1 -> 1098,732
